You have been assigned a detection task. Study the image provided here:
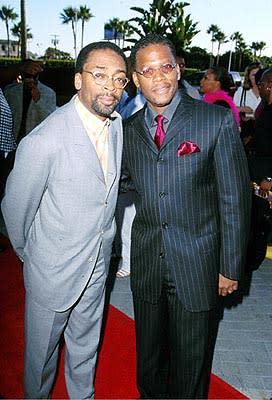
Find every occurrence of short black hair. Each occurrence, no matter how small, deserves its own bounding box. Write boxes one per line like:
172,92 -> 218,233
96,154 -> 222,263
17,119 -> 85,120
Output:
130,33 -> 176,71
75,41 -> 127,73
209,66 -> 232,91
262,68 -> 272,83
255,67 -> 270,85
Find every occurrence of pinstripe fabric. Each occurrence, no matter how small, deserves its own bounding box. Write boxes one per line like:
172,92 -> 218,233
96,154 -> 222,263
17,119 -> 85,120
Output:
122,92 -> 251,312
133,267 -> 215,398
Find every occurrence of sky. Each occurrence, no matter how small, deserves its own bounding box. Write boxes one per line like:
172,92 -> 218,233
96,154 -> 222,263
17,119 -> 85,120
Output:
0,0 -> 272,59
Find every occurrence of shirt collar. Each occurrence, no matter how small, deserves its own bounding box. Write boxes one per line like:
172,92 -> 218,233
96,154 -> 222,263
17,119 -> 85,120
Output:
146,90 -> 181,128
74,95 -> 118,128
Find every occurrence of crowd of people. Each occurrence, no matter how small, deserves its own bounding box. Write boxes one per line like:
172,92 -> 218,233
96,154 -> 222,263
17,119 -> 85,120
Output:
0,35 -> 271,399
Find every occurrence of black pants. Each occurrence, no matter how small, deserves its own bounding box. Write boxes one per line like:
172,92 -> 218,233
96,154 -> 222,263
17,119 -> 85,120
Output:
133,281 -> 216,399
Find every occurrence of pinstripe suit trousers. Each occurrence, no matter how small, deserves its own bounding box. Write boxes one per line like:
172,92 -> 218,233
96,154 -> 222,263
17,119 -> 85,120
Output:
133,264 -> 217,399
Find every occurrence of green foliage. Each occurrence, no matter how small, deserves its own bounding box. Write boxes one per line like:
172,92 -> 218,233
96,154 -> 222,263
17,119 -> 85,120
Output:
184,46 -> 210,70
0,57 -> 21,67
44,47 -> 73,61
128,0 -> 199,51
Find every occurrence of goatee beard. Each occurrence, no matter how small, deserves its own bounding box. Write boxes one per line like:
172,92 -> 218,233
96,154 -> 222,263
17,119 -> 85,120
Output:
92,95 -> 119,118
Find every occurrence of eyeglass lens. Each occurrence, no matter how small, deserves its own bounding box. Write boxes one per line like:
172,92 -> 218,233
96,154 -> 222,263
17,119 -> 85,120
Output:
139,63 -> 176,78
84,70 -> 128,89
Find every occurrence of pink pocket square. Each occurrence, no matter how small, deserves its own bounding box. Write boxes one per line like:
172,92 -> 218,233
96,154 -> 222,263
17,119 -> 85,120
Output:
177,141 -> 200,157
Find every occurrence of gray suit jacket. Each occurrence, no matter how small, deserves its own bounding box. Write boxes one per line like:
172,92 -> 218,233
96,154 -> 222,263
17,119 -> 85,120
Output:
122,92 -> 251,312
4,81 -> 56,142
1,96 -> 123,312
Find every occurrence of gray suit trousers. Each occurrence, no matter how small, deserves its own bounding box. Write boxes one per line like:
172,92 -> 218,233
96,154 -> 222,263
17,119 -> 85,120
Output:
24,256 -> 106,399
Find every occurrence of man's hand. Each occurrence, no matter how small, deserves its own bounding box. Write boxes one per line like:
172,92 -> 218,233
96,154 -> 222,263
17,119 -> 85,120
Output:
218,273 -> 238,296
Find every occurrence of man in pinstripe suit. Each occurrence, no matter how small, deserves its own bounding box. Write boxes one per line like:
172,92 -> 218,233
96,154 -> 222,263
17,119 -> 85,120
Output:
121,34 -> 251,399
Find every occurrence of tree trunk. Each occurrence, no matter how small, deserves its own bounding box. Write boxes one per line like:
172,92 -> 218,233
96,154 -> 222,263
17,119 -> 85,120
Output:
20,0 -> 27,60
81,21 -> 84,50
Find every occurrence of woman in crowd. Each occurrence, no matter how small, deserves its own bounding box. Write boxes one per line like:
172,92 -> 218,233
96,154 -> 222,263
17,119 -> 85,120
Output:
234,63 -> 262,144
234,63 -> 262,120
200,66 -> 240,127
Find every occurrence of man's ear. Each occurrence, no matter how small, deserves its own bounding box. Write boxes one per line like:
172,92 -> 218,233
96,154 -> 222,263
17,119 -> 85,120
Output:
176,64 -> 181,81
132,71 -> 140,91
74,73 -> 82,91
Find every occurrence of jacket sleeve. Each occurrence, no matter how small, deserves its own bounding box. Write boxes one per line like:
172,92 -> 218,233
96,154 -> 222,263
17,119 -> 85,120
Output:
214,109 -> 251,279
1,133 -> 52,259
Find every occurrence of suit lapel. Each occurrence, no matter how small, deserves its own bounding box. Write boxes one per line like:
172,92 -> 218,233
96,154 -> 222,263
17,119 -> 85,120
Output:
133,94 -> 194,152
66,100 -> 105,184
162,94 -> 194,148
133,107 -> 158,154
106,122 -> 117,192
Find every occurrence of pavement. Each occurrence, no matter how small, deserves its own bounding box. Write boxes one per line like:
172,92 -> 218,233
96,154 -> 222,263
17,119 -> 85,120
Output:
109,250 -> 272,400
1,212 -> 272,400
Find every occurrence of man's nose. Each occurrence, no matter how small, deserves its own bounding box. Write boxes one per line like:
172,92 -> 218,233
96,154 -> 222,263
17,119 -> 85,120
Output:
103,77 -> 116,91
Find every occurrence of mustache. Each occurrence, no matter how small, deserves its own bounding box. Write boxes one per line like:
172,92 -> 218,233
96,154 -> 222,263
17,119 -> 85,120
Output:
100,92 -> 119,101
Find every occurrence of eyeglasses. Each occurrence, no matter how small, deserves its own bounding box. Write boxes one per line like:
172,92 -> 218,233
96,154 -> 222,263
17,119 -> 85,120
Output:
136,63 -> 176,78
82,70 -> 129,89
178,63 -> 185,68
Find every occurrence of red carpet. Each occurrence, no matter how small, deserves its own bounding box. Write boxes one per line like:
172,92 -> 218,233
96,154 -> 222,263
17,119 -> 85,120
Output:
0,236 -> 248,399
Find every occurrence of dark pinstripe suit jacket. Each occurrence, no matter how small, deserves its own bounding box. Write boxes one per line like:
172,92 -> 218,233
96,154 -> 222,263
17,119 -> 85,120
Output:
122,92 -> 251,312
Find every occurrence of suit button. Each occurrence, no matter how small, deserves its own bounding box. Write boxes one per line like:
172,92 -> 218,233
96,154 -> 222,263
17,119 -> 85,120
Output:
162,222 -> 168,229
157,157 -> 164,162
159,192 -> 166,198
159,252 -> 165,258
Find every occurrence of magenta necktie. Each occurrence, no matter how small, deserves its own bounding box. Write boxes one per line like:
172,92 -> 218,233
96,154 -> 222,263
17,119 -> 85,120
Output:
154,114 -> 165,149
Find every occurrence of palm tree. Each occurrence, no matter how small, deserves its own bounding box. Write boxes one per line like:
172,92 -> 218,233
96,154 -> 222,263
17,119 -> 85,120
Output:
60,7 -> 79,59
251,41 -> 260,61
0,5 -> 18,57
228,31 -> 242,71
106,18 -> 122,45
214,30 -> 228,66
206,24 -> 219,67
105,18 -> 134,48
116,20 -> 134,48
257,41 -> 266,58
11,22 -> 32,57
166,2 -> 200,51
78,5 -> 94,50
128,0 -> 199,52
236,38 -> 248,71
129,0 -> 171,37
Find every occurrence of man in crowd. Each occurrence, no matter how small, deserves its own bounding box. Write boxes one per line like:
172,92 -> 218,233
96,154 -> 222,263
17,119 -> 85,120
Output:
249,68 -> 272,183
176,51 -> 201,99
1,41 -> 128,399
4,59 -> 56,144
121,33 -> 251,399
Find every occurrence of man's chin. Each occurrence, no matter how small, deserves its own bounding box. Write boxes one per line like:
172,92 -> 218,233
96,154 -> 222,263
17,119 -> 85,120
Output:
94,103 -> 118,118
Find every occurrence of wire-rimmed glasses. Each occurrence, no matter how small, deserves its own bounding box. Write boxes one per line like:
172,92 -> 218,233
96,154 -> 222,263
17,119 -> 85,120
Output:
83,70 -> 129,89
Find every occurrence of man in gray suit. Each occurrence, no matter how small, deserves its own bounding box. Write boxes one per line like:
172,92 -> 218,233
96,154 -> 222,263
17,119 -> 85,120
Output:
4,59 -> 56,144
122,34 -> 251,399
1,41 -> 128,399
